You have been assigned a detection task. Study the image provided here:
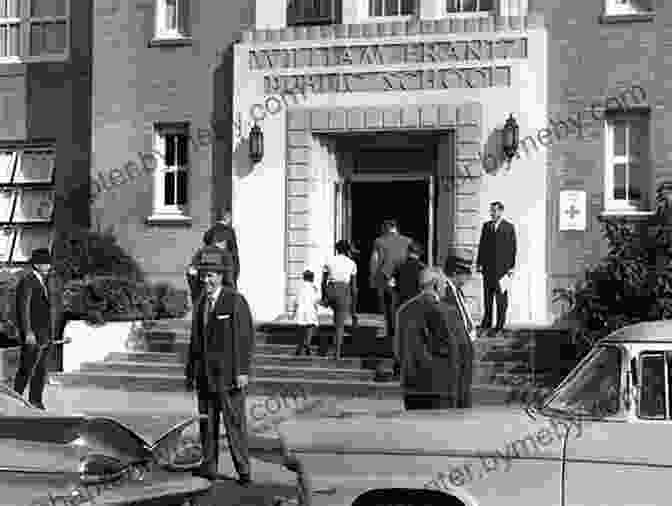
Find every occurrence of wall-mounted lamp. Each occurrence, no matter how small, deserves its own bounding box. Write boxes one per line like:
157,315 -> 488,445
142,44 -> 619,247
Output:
502,113 -> 519,164
249,123 -> 264,164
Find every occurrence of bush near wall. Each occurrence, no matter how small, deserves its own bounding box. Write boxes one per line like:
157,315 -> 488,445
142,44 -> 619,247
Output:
554,182 -> 672,361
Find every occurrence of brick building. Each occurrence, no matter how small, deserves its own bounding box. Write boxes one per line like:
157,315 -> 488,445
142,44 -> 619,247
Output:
2,0 -> 658,326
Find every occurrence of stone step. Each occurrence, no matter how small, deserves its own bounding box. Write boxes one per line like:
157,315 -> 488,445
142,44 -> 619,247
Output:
105,351 -> 366,369
50,372 -> 405,398
80,361 -> 375,381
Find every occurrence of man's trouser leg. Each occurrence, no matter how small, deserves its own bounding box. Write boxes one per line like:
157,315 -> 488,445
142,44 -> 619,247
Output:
14,343 -> 38,397
481,276 -> 495,329
197,385 -> 221,476
220,389 -> 251,479
28,343 -> 50,407
495,281 -> 509,330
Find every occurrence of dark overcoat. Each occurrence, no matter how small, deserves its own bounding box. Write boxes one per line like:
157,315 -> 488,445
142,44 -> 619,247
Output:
16,270 -> 52,345
476,219 -> 517,280
398,292 -> 463,408
394,256 -> 425,306
186,286 -> 255,394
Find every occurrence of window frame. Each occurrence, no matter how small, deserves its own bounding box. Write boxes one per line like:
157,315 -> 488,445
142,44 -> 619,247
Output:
603,0 -> 653,16
151,123 -> 190,220
636,352 -> 669,420
287,0 -> 342,26
154,0 -> 190,40
445,0 -> 495,15
0,0 -> 69,63
368,0 -> 418,20
0,144 -> 55,265
603,111 -> 651,214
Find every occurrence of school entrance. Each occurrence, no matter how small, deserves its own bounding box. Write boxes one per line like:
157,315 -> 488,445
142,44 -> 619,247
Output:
333,133 -> 448,314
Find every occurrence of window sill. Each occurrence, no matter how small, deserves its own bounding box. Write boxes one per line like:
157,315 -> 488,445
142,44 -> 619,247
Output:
148,36 -> 193,48
599,210 -> 656,220
145,214 -> 192,226
599,12 -> 654,24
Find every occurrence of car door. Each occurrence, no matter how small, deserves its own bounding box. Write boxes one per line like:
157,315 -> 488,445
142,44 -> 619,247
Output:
564,346 -> 672,506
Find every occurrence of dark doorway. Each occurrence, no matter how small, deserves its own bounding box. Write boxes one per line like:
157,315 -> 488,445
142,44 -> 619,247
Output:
350,179 -> 429,314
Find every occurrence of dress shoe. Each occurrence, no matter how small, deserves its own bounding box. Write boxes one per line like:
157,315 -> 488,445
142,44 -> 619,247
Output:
31,402 -> 46,410
237,475 -> 252,486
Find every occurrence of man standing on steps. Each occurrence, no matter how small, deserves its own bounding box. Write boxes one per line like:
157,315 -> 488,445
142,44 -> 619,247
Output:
476,201 -> 517,336
370,219 -> 411,340
185,245 -> 254,485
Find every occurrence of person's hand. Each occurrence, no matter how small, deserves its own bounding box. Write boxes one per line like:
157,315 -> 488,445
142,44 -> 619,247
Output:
236,375 -> 249,389
25,332 -> 36,347
187,266 -> 197,276
387,278 -> 396,288
507,270 -> 514,277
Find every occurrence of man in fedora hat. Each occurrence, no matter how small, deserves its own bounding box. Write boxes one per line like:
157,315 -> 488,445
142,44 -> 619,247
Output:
185,245 -> 254,484
443,251 -> 476,408
13,248 -> 53,409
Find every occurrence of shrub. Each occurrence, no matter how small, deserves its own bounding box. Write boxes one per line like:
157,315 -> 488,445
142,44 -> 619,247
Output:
64,275 -> 157,324
53,229 -> 145,283
553,182 -> 672,360
152,282 -> 190,319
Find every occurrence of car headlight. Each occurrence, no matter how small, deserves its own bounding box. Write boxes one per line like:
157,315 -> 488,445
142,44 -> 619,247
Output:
152,416 -> 204,471
79,454 -> 127,484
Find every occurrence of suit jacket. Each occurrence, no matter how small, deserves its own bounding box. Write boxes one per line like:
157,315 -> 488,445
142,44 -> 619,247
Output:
476,219 -> 517,280
370,232 -> 412,288
15,270 -> 52,345
186,286 -> 255,394
397,292 -> 463,401
394,257 -> 425,305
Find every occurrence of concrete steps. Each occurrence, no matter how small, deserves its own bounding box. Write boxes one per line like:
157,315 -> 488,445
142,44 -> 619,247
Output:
54,314 -> 574,400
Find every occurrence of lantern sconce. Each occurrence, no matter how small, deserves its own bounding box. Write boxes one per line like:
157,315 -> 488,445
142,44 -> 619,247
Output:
249,123 -> 264,164
502,113 -> 519,167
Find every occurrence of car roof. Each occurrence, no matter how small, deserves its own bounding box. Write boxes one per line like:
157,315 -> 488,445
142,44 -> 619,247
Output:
600,320 -> 672,344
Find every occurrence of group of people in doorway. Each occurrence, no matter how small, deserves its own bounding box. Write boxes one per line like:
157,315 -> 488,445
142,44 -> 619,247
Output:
292,201 -> 517,410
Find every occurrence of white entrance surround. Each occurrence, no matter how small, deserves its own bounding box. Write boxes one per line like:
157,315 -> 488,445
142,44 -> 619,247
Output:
232,14 -> 549,324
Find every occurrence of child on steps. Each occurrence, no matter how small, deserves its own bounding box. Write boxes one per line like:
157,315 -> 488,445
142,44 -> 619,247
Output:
292,270 -> 320,356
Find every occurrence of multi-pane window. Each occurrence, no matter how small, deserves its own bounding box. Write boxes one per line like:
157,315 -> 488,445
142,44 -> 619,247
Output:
0,0 -> 68,60
287,0 -> 341,25
604,112 -> 650,212
153,124 -> 189,216
446,0 -> 494,13
369,0 -> 416,17
605,0 -> 653,16
155,0 -> 190,38
0,147 -> 55,264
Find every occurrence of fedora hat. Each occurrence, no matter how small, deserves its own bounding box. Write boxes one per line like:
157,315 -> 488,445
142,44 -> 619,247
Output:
193,245 -> 234,273
29,248 -> 51,265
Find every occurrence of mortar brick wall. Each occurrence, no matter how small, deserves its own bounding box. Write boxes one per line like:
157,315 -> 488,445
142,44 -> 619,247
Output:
534,0 -> 664,317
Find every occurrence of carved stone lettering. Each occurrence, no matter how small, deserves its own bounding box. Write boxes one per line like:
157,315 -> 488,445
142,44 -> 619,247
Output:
360,45 -> 385,65
248,39 -> 527,70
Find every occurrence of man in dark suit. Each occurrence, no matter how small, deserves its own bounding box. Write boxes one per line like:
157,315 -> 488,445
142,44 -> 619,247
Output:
370,219 -> 412,338
476,201 -> 517,334
185,245 -> 254,485
443,252 -> 476,408
397,267 -> 465,410
391,241 -> 425,378
13,248 -> 53,409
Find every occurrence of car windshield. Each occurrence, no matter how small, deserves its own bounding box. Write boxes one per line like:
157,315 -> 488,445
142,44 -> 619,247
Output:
545,345 -> 621,417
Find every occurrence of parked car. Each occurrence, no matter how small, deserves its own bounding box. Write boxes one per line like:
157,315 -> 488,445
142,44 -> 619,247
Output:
276,320 -> 672,506
0,381 -> 211,506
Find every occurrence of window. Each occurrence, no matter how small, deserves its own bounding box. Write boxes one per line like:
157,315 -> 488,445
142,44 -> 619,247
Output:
604,112 -> 650,213
639,353 -> 667,419
155,0 -> 190,39
287,0 -> 341,26
0,146 -> 55,264
604,0 -> 653,17
0,0 -> 68,61
546,345 -> 622,417
369,0 -> 416,17
446,0 -> 494,13
152,124 -> 189,219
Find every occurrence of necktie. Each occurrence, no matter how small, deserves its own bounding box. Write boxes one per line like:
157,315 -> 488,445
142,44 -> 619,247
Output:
203,296 -> 213,330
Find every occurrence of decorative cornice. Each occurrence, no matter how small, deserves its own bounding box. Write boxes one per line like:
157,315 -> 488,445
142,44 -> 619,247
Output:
239,13 -> 545,45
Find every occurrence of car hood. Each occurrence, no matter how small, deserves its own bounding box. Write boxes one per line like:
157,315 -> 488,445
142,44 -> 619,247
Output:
277,406 -> 580,459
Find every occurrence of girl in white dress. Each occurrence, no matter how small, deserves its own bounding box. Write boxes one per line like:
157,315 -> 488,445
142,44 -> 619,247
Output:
292,270 -> 320,356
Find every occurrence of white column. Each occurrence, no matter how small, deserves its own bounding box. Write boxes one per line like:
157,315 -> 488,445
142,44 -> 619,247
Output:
255,0 -> 287,29
420,0 -> 444,19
